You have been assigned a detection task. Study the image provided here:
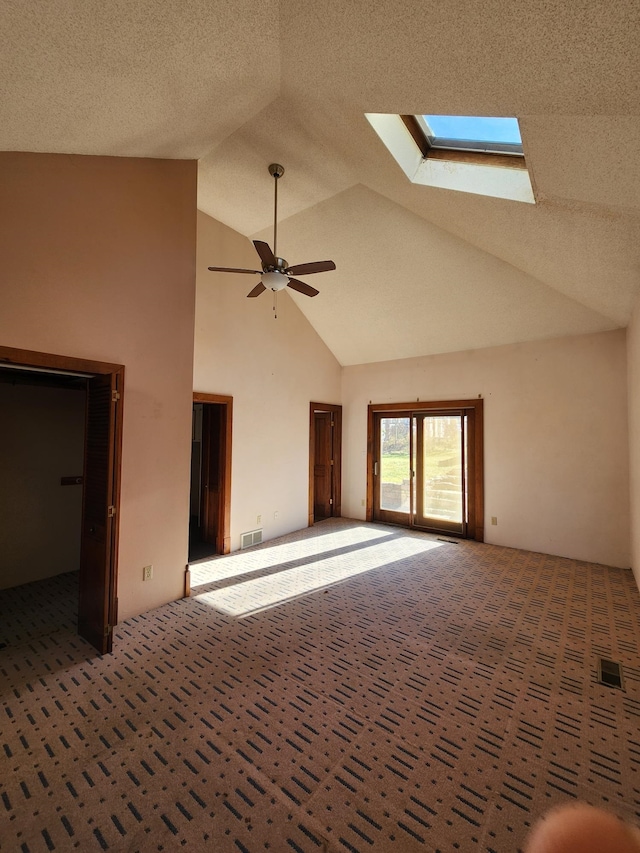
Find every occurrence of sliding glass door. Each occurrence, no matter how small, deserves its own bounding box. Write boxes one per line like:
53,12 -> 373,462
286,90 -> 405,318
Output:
371,401 -> 482,539
414,412 -> 466,534
376,416 -> 412,526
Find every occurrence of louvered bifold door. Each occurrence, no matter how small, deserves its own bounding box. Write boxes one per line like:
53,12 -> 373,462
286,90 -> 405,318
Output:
78,372 -> 120,654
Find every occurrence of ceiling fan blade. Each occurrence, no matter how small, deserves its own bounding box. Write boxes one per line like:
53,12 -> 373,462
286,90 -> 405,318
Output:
208,266 -> 261,274
285,260 -> 336,276
253,240 -> 277,269
287,278 -> 319,298
247,282 -> 267,298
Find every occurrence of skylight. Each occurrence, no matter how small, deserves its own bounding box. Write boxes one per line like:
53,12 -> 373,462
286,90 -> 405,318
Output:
365,113 -> 535,204
419,115 -> 523,155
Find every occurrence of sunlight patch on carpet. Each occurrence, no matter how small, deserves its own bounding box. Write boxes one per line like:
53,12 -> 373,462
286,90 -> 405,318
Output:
196,536 -> 443,617
190,525 -> 394,587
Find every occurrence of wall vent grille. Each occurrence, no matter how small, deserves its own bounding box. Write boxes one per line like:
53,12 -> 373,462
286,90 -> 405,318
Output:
241,529 -> 263,550
597,657 -> 624,689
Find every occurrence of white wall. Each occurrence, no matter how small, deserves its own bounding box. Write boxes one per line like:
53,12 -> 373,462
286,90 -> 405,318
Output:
627,296 -> 640,588
342,330 -> 630,568
0,382 -> 85,589
194,211 -> 342,550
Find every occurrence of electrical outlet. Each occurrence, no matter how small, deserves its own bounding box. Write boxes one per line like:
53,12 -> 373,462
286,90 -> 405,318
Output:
143,565 -> 153,581
361,499 -> 365,507
256,514 -> 261,525
491,516 -> 498,526
274,511 -> 279,519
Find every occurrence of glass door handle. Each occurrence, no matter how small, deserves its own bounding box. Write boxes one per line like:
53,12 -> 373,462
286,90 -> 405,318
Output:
374,462 -> 378,476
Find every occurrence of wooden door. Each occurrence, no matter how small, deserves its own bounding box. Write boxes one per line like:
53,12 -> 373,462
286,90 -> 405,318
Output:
309,402 -> 342,526
201,404 -> 223,551
313,411 -> 332,519
78,371 -> 122,654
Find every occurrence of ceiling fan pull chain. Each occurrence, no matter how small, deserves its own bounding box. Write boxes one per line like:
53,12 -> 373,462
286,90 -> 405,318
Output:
273,290 -> 278,319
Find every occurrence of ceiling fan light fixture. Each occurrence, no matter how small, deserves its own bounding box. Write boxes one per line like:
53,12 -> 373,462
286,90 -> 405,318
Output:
261,270 -> 289,292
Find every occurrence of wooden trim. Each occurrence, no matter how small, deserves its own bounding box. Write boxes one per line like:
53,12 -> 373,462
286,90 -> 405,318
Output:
424,148 -> 527,171
399,115 -> 526,171
366,405 -> 375,522
184,566 -> 191,598
465,411 -> 476,539
193,392 -> 233,405
473,400 -> 484,542
108,367 -> 125,641
309,402 -> 342,526
193,392 -> 233,554
308,408 -> 315,527
370,399 -> 483,413
0,345 -> 123,375
221,400 -> 233,554
333,407 -> 342,519
367,399 -> 484,541
401,114 -> 430,157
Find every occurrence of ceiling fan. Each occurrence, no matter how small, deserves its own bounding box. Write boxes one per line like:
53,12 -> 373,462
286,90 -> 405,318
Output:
207,163 -> 336,299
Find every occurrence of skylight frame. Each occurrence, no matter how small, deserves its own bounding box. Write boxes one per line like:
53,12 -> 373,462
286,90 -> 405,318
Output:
365,112 -> 536,204
401,115 -> 527,171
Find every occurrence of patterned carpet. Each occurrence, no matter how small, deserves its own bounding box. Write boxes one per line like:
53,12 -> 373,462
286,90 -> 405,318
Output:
1,518 -> 640,852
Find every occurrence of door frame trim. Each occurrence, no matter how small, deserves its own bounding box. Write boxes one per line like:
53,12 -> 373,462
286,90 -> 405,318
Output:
367,398 -> 484,541
309,402 -> 342,526
0,345 -> 123,375
193,392 -> 233,554
0,344 -> 124,651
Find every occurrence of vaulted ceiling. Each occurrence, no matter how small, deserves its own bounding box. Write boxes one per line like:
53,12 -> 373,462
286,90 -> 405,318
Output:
3,0 -> 639,365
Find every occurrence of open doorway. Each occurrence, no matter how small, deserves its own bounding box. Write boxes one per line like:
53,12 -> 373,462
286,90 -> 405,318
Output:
0,368 -> 86,651
0,345 -> 124,654
309,402 -> 342,525
189,393 -> 232,561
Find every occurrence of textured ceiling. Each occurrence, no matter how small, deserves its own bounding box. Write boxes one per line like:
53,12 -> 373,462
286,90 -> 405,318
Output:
3,0 -> 640,365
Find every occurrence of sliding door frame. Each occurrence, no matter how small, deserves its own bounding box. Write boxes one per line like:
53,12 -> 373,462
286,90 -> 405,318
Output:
366,398 -> 484,541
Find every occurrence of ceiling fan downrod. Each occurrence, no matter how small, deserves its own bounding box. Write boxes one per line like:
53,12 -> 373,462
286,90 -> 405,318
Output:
268,163 -> 284,259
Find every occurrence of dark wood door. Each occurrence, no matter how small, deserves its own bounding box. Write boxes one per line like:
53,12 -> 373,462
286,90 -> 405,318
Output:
78,372 -> 121,654
314,411 -> 332,520
201,404 -> 223,551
